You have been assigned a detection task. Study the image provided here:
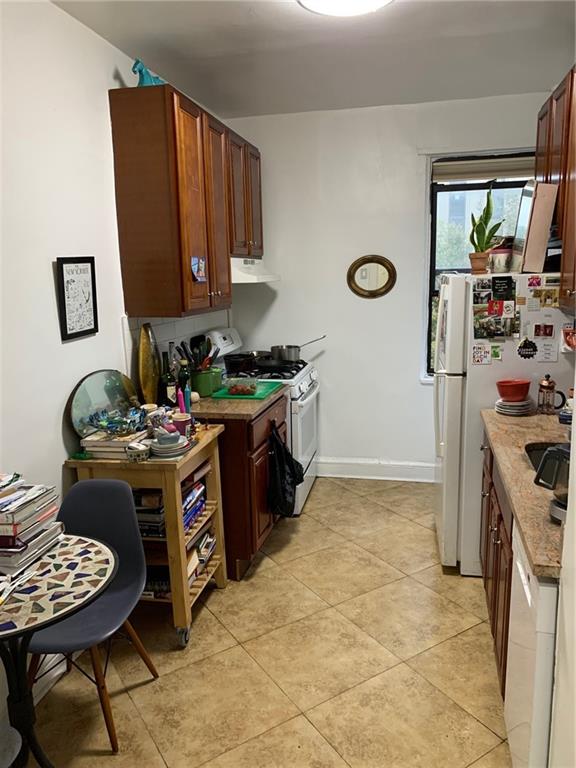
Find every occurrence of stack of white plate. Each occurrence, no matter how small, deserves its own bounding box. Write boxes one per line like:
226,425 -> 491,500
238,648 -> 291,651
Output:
494,398 -> 536,417
150,436 -> 192,457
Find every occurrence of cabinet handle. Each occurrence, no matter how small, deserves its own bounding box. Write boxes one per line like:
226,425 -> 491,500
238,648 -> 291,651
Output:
480,444 -> 488,451
493,537 -> 502,546
565,289 -> 576,297
490,525 -> 498,533
481,491 -> 489,498
208,291 -> 214,297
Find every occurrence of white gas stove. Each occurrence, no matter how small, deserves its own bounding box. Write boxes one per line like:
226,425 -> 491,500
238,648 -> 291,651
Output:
207,327 -> 319,515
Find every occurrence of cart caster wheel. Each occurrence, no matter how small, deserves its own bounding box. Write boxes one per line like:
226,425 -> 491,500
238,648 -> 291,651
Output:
176,627 -> 190,647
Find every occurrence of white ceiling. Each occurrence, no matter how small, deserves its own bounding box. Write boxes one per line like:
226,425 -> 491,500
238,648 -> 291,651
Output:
57,0 -> 575,117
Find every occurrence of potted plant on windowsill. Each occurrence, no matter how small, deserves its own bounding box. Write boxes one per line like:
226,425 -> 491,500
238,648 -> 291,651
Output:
469,188 -> 504,274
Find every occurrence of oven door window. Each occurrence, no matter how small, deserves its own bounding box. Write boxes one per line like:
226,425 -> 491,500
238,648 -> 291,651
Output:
291,383 -> 319,473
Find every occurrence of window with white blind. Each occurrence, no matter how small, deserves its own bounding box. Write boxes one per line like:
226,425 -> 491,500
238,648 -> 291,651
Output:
426,152 -> 534,374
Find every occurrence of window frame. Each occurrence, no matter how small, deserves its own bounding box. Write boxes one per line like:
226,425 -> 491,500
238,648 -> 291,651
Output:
426,177 -> 530,375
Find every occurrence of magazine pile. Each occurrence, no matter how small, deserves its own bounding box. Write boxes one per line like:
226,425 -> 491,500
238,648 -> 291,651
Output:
0,473 -> 63,592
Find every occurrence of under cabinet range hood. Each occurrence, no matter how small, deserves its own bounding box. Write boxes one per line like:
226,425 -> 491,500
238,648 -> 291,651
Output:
231,258 -> 280,284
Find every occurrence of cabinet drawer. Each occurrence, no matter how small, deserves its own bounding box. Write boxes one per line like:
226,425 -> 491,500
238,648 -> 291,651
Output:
249,396 -> 288,451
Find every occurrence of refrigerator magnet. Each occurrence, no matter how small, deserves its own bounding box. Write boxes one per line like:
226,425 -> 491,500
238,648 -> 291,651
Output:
472,343 -> 492,365
502,301 -> 515,319
491,345 -> 503,361
492,275 -> 515,300
536,341 -> 559,363
518,338 -> 538,359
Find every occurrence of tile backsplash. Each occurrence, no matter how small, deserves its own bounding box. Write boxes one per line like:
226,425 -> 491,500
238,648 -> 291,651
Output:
123,310 -> 230,380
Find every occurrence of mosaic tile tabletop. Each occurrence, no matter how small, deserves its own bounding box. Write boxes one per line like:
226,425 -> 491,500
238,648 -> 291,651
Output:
0,535 -> 116,640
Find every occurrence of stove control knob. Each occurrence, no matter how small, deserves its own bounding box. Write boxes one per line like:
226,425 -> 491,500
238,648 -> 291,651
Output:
310,369 -> 319,382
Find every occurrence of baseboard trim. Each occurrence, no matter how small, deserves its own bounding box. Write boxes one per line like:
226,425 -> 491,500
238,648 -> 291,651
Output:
316,456 -> 435,483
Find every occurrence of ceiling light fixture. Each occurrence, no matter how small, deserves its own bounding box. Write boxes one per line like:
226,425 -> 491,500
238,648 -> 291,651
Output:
298,0 -> 393,17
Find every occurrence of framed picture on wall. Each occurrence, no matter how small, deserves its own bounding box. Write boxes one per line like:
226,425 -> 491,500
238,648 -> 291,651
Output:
55,256 -> 99,341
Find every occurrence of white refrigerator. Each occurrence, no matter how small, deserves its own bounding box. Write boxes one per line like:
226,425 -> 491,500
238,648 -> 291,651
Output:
433,273 -> 573,576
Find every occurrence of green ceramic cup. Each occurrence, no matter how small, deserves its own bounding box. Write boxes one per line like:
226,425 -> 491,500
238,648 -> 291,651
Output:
190,370 -> 214,398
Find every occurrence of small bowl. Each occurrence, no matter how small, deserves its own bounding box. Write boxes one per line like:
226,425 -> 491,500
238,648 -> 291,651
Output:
156,431 -> 180,446
496,379 -> 531,402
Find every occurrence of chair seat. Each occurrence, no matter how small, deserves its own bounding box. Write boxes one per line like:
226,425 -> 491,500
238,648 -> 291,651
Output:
29,579 -> 142,654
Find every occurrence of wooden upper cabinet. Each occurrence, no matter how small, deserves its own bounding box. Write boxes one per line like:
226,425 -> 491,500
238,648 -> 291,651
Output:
247,144 -> 264,257
227,132 -> 249,257
109,85 -> 264,316
203,113 -> 232,309
535,99 -> 552,183
550,71 -> 574,230
560,71 -> 576,312
174,94 -> 211,313
227,133 -> 264,259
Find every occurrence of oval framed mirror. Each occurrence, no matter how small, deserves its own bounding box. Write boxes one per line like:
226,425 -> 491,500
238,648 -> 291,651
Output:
347,255 -> 397,299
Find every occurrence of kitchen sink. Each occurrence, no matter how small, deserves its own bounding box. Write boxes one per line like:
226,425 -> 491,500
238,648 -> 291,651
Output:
525,442 -> 560,471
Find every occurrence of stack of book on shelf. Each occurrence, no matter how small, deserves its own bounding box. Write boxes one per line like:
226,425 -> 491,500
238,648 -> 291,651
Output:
133,490 -> 165,538
142,565 -> 170,600
81,430 -> 148,460
188,531 -> 217,586
0,473 -> 62,580
182,480 -> 206,533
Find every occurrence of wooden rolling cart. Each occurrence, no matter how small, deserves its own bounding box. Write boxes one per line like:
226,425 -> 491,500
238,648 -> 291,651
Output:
65,425 -> 227,647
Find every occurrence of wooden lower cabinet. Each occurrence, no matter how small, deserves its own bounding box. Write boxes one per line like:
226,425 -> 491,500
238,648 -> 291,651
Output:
480,438 -> 514,698
202,393 -> 288,579
250,422 -> 287,552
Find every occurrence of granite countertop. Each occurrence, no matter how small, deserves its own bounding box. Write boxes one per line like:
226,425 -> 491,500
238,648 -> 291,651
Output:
481,410 -> 569,579
192,385 -> 288,421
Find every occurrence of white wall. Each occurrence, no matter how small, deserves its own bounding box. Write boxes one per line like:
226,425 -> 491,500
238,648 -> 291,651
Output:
229,93 -> 547,479
0,1 -> 134,756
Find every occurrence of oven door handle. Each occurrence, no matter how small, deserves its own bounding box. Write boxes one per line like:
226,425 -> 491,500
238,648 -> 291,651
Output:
294,381 -> 320,408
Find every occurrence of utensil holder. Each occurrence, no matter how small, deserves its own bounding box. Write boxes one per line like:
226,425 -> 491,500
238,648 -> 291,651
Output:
191,370 -> 214,397
209,367 -> 222,392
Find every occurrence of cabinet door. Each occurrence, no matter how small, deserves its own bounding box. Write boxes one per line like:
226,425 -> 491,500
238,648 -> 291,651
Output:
560,70 -> 576,314
249,423 -> 286,553
247,144 -> 263,258
485,488 -> 500,635
249,441 -> 273,552
174,94 -> 211,312
480,465 -> 492,576
227,132 -> 249,257
203,114 -> 232,309
550,71 -> 574,230
494,521 -> 513,698
535,98 -> 552,183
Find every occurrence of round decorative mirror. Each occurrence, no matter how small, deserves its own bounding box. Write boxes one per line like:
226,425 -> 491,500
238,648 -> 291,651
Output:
347,256 -> 397,299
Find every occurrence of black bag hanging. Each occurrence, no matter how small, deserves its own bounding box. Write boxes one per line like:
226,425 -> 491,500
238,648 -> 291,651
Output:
268,423 -> 305,518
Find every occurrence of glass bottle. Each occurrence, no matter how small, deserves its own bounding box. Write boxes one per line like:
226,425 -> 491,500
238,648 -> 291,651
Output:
160,352 -> 177,407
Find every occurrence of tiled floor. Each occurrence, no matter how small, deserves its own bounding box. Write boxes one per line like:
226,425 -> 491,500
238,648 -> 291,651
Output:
31,478 -> 512,767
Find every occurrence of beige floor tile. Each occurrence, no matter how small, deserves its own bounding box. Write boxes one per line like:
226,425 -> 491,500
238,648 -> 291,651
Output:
112,601 -> 237,688
283,542 -> 404,605
244,608 -> 399,709
413,511 -> 436,530
352,515 -> 440,574
337,577 -> 481,659
329,477 -> 404,496
130,645 -> 298,768
468,742 -> 512,767
204,566 -> 328,642
261,514 -> 346,564
303,478 -> 360,514
366,481 -> 436,521
200,716 -> 349,767
245,550 -> 278,577
33,660 -> 164,767
307,663 -> 500,768
412,565 -> 489,621
306,496 -> 400,538
408,624 -> 506,738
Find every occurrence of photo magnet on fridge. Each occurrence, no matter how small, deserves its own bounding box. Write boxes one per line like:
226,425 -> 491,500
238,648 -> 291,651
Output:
488,299 -> 504,316
491,345 -> 503,361
473,290 -> 492,305
474,278 -> 492,291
